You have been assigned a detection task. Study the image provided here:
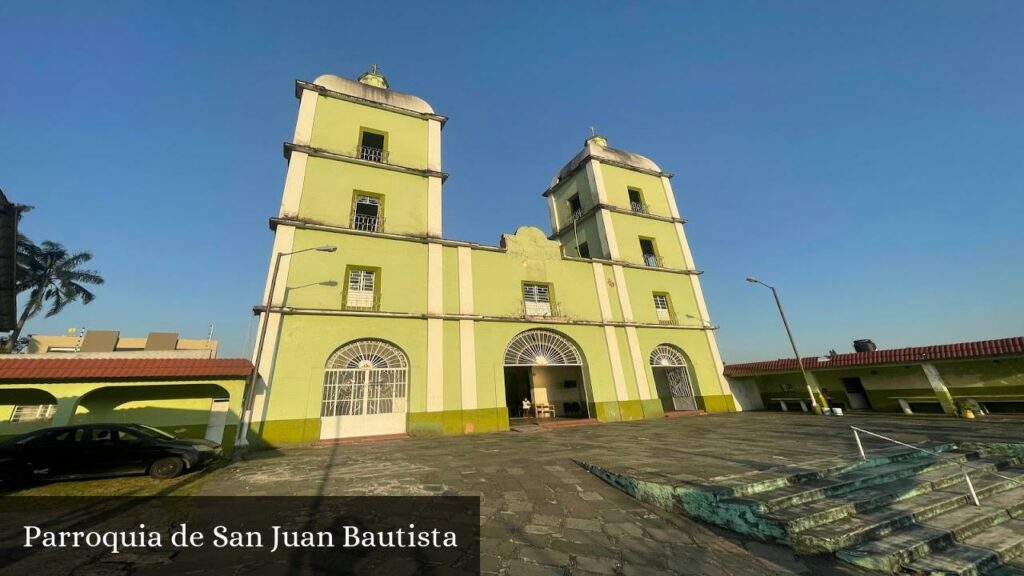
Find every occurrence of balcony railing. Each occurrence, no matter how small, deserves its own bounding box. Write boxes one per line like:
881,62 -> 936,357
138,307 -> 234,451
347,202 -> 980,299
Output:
522,301 -> 562,318
630,201 -> 649,214
643,254 -> 663,268
656,309 -> 678,325
343,291 -> 381,312
571,208 -> 583,221
351,213 -> 384,233
358,146 -> 389,164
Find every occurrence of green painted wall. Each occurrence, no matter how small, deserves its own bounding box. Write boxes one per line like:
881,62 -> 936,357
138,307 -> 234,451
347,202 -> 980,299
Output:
608,211 -> 686,269
283,229 -> 428,313
599,164 -> 671,217
309,95 -> 429,170
298,156 -> 430,235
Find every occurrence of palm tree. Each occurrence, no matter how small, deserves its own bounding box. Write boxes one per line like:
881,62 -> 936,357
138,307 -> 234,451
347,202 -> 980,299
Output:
5,240 -> 104,351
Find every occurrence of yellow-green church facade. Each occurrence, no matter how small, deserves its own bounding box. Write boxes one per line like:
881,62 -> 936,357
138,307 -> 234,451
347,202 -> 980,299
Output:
244,68 -> 737,448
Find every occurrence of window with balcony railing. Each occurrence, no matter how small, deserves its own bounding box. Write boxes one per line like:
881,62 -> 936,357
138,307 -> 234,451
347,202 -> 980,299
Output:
522,283 -> 553,317
358,130 -> 388,164
628,188 -> 648,214
346,269 -> 379,311
653,294 -> 675,324
568,194 -> 582,221
639,238 -> 661,267
352,195 -> 383,232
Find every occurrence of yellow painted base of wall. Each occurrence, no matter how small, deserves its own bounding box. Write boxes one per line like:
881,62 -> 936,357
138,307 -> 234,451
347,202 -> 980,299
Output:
249,417 -> 322,449
697,394 -> 736,413
408,408 -> 510,436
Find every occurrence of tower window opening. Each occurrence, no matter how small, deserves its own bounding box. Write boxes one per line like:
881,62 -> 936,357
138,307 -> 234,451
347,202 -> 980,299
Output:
628,188 -> 647,214
359,130 -> 388,163
639,238 -> 660,267
577,242 -> 590,258
352,195 -> 382,232
568,195 -> 582,220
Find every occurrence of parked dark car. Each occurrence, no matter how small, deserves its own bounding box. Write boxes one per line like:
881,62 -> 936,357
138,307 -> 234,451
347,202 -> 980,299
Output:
0,423 -> 222,486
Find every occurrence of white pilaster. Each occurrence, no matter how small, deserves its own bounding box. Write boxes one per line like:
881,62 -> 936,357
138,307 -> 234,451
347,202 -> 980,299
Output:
663,177 -> 734,404
426,243 -> 444,411
457,247 -> 477,410
603,325 -> 630,401
921,363 -> 957,416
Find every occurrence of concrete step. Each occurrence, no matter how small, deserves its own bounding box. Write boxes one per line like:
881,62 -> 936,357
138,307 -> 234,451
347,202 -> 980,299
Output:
901,518 -> 1024,576
708,442 -> 958,498
989,556 -> 1024,576
726,448 -> 983,514
834,483 -> 1024,571
788,461 -> 1024,552
770,458 -> 1024,535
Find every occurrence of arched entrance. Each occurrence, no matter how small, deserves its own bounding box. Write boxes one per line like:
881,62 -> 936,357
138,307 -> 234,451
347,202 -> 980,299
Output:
320,339 -> 409,440
503,330 -> 590,421
650,344 -> 697,412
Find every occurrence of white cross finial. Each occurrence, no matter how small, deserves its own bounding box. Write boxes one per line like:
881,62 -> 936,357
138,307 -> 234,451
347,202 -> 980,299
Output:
589,126 -> 597,137
369,63 -> 381,75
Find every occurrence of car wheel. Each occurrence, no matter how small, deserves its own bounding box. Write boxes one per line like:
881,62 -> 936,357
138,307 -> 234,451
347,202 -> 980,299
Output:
149,457 -> 185,479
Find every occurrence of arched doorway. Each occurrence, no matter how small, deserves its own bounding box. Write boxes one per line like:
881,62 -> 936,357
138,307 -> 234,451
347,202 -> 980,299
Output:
650,344 -> 697,412
320,339 -> 409,440
503,330 -> 589,421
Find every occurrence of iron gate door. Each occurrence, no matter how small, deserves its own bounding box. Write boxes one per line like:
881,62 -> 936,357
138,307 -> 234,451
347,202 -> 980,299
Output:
668,368 -> 697,411
320,368 -> 407,439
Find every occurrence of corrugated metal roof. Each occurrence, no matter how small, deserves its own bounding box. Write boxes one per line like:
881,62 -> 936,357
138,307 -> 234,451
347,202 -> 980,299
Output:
0,358 -> 253,382
724,337 -> 1024,377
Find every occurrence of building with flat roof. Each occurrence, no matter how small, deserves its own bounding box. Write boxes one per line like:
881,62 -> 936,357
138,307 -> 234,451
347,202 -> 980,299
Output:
245,67 -> 735,448
724,337 -> 1024,416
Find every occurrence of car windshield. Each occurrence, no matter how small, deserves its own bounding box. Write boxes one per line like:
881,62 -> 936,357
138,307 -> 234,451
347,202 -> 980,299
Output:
127,424 -> 177,440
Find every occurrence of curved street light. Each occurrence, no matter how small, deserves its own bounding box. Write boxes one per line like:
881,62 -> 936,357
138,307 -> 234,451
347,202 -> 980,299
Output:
238,245 -> 338,445
746,277 -> 824,414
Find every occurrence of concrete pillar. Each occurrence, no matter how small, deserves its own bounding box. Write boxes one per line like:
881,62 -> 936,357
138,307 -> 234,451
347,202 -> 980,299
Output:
51,397 -> 79,426
921,363 -> 957,416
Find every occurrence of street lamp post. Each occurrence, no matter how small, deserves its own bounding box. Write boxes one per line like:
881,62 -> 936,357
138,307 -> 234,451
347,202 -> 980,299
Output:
237,245 -> 337,445
746,277 -> 824,415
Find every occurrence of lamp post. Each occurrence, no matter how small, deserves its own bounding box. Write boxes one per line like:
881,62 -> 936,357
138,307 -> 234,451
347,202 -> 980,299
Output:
237,245 -> 337,445
746,277 -> 824,415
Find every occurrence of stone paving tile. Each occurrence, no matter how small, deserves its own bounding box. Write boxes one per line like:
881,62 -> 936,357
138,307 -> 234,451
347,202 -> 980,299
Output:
195,412 -> 1021,574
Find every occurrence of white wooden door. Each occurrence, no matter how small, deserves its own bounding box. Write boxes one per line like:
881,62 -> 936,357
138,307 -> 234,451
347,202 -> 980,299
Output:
204,399 -> 230,442
320,368 -> 407,440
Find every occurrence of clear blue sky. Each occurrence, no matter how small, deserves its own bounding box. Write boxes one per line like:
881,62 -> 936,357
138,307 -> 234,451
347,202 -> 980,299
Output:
2,2 -> 1021,362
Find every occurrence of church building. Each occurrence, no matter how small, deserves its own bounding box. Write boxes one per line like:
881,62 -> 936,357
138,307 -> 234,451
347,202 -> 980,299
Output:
243,67 -> 736,447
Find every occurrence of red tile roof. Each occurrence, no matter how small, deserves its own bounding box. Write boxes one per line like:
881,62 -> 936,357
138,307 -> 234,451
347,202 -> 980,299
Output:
724,337 -> 1024,377
0,358 -> 253,382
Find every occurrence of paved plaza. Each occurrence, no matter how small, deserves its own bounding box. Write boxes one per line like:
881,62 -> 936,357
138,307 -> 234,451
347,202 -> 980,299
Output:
196,412 -> 1024,575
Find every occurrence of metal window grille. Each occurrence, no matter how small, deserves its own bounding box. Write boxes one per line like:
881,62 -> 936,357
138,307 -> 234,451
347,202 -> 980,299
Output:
504,330 -> 583,366
347,270 -> 376,309
643,253 -> 662,267
322,340 -> 408,418
352,196 -> 383,232
653,295 -> 672,322
630,201 -> 649,214
10,404 -> 56,423
358,146 -> 389,163
522,283 -> 552,316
